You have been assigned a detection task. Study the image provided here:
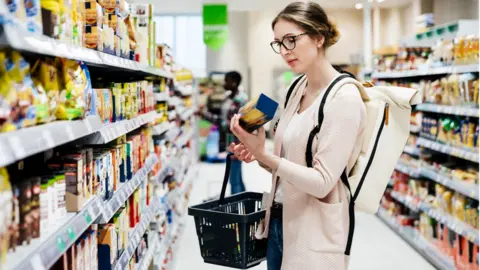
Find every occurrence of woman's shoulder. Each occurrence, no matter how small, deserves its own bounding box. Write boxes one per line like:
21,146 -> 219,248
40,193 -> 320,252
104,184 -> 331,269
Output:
331,82 -> 364,105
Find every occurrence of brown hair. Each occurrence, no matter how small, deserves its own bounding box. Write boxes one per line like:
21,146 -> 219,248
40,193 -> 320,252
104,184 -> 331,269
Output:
272,1 -> 340,49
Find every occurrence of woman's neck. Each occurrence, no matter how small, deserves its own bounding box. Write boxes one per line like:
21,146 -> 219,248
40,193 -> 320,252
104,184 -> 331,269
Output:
304,56 -> 339,95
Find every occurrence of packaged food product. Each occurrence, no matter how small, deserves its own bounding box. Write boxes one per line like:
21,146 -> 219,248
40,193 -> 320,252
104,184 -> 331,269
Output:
57,59 -> 89,120
452,193 -> 467,222
25,0 -> 43,33
0,168 -> 13,263
54,171 -> 66,217
39,175 -> 50,236
102,88 -> 111,123
63,153 -> 85,211
41,0 -> 60,39
6,0 -> 27,22
33,58 -> 60,122
16,178 -> 32,246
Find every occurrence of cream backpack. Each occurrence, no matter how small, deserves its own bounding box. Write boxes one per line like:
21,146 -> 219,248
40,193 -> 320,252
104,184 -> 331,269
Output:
275,73 -> 421,255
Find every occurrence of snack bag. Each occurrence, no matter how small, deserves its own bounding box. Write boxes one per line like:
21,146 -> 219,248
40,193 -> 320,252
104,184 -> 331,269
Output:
57,59 -> 88,120
8,52 -> 37,128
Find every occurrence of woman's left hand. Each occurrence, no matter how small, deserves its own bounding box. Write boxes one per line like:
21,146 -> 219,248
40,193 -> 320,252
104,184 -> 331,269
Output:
230,114 -> 266,159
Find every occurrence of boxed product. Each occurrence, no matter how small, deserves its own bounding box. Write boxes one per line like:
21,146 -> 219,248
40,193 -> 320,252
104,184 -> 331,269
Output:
62,152 -> 86,212
238,93 -> 279,133
25,0 -> 42,33
6,0 -> 27,23
97,224 -> 118,268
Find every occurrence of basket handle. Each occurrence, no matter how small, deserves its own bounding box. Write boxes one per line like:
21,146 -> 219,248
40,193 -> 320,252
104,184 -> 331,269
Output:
219,153 -> 234,205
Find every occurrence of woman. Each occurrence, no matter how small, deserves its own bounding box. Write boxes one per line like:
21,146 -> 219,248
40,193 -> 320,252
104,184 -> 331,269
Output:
229,2 -> 366,270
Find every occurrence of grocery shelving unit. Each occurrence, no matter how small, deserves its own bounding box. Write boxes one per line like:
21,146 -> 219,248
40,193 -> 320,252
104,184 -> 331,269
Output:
377,208 -> 456,270
376,20 -> 479,270
0,6 -> 199,268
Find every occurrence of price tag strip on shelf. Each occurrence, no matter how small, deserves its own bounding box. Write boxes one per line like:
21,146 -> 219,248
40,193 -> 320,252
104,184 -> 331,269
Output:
395,162 -> 421,178
416,103 -> 479,118
420,168 -> 479,200
9,196 -> 103,270
390,192 -> 479,245
417,137 -> 479,163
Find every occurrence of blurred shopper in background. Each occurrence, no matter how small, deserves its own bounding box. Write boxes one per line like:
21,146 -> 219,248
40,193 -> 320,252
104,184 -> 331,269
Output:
201,71 -> 248,194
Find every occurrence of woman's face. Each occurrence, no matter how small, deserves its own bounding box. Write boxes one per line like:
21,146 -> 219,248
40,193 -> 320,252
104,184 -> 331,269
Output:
272,19 -> 323,74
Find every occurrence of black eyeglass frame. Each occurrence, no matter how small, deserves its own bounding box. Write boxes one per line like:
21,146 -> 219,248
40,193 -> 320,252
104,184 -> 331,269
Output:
270,32 -> 308,54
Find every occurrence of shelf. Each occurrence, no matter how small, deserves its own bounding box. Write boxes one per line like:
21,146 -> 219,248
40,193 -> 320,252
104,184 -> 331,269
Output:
390,191 -> 421,212
135,234 -> 159,270
153,122 -> 174,136
416,137 -> 479,163
8,196 -> 103,270
155,92 -> 169,102
404,145 -> 421,156
421,167 -> 479,200
83,111 -> 157,144
395,162 -> 422,178
410,124 -> 421,134
0,116 -> 102,168
372,64 -> 479,79
178,108 -> 194,121
113,196 -> 166,270
416,104 -> 479,118
390,192 -> 479,245
98,154 -> 158,223
175,130 -> 194,148
1,22 -> 172,78
377,208 -> 456,270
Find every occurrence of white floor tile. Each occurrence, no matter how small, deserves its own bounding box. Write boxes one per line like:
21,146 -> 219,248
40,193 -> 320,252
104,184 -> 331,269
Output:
175,162 -> 435,270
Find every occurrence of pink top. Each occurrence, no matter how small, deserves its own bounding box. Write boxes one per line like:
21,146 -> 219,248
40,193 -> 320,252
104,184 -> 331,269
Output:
259,76 -> 366,270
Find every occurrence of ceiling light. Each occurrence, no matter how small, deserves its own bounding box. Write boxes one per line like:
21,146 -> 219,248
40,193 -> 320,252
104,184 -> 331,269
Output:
377,0 -> 385,2
355,3 -> 363,9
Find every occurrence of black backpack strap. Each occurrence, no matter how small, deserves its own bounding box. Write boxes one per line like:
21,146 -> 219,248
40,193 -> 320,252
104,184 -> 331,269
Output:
273,75 -> 305,133
284,74 -> 305,108
305,73 -> 352,167
304,73 -> 356,256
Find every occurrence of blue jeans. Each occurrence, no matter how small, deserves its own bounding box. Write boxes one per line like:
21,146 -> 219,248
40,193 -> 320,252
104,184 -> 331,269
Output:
229,159 -> 245,194
267,218 -> 283,270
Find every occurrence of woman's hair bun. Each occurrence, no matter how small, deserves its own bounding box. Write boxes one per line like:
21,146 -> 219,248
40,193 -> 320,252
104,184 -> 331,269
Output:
325,20 -> 340,48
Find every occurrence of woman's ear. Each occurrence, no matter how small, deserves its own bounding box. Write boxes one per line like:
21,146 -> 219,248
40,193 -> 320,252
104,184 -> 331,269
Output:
317,35 -> 325,48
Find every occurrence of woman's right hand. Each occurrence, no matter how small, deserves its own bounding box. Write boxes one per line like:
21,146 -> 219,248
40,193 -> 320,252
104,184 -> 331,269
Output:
229,142 -> 256,163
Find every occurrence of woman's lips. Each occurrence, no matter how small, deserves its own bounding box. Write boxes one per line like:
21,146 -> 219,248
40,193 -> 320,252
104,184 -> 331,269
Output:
287,59 -> 297,66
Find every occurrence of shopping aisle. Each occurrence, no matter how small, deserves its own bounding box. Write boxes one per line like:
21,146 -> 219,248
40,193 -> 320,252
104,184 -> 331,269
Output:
176,161 -> 435,270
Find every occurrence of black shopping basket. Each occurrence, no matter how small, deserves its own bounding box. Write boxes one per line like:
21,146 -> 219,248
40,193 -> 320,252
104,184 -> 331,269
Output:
188,154 -> 267,269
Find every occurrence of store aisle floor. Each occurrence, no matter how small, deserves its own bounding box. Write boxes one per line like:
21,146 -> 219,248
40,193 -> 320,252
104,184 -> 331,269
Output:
175,161 -> 435,270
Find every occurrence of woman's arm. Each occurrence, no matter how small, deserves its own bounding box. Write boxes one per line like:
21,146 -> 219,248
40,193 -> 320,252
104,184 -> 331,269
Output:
258,85 -> 365,199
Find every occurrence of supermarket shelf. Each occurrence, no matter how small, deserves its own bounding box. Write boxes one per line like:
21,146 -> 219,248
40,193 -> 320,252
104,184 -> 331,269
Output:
8,196 -> 103,270
404,145 -> 421,156
135,235 -> 159,270
113,196 -> 166,270
156,92 -> 169,102
416,104 -> 479,118
83,111 -> 157,144
377,208 -> 456,270
1,22 -> 172,78
390,191 -> 421,212
372,64 -> 479,79
418,202 -> 479,245
410,124 -> 421,134
153,122 -> 174,136
0,116 -> 102,168
395,162 -> 422,178
98,154 -> 158,223
390,192 -> 479,244
178,108 -> 195,121
176,130 -> 194,148
421,167 -> 479,200
416,137 -> 479,163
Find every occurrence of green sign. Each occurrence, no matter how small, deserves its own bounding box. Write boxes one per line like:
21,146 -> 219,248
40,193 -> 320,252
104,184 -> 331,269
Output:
203,4 -> 228,50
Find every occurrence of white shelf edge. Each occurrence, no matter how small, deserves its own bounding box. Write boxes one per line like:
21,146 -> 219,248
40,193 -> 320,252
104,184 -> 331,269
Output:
421,167 -> 479,200
372,64 -> 479,79
3,21 -> 172,78
9,196 -> 103,270
416,104 -> 479,118
416,137 -> 479,163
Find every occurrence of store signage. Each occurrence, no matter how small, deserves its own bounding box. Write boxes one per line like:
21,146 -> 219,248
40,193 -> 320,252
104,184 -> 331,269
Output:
203,4 -> 228,50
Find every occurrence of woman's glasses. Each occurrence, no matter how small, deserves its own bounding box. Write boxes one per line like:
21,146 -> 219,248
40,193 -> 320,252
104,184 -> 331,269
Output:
270,33 -> 308,54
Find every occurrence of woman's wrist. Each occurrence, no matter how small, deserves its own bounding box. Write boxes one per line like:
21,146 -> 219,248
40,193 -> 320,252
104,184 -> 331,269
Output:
256,150 -> 281,171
